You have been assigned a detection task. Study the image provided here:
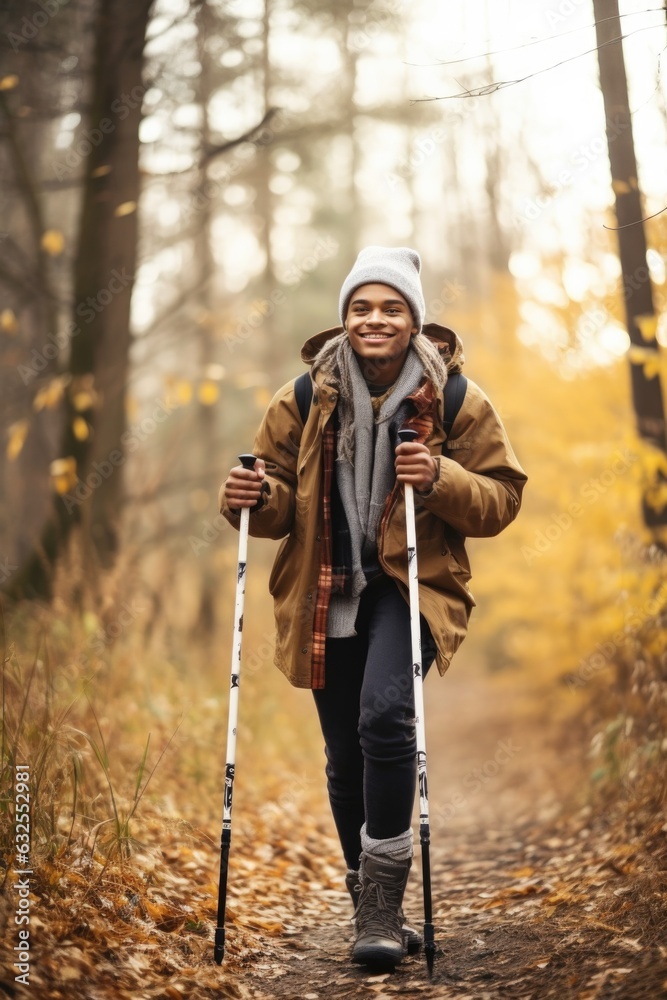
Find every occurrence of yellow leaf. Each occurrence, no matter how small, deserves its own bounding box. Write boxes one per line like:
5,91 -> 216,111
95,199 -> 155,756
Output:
49,457 -> 77,494
612,180 -> 631,195
642,356 -> 661,380
7,420 -> 29,461
628,345 -> 661,378
71,390 -> 95,411
114,201 -> 137,217
91,165 -> 112,178
41,229 -> 65,256
0,309 -> 18,334
198,380 -> 219,406
0,75 -> 19,91
72,417 -> 89,441
33,378 -> 66,411
635,313 -> 657,343
646,481 -> 667,515
175,380 -> 193,405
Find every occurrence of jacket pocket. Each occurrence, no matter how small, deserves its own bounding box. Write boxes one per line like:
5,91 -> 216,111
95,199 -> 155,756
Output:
444,525 -> 471,578
269,536 -> 293,596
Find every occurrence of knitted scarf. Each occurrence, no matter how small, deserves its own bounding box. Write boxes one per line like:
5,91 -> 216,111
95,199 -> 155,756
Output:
324,340 -> 424,637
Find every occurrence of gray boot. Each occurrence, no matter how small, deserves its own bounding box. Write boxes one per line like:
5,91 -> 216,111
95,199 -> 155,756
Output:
350,852 -> 413,970
346,867 -> 422,955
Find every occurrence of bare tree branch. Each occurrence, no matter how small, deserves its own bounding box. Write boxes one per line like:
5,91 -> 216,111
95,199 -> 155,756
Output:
200,106 -> 280,165
413,23 -> 666,102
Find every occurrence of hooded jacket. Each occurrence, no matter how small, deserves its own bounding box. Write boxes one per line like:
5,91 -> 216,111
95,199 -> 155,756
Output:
219,323 -> 528,689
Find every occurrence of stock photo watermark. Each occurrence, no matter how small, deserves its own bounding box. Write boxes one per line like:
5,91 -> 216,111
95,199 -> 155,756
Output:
223,235 -> 339,353
185,108 -> 294,226
522,447 -> 639,565
515,115 -> 630,227
13,764 -> 32,986
566,580 -> 667,691
7,0 -> 69,52
545,0 -> 588,28
432,738 -> 522,829
60,396 -> 175,513
18,268 -> 133,386
51,88 -> 146,180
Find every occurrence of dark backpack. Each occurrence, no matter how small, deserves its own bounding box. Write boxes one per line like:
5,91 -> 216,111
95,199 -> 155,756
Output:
293,369 -> 468,443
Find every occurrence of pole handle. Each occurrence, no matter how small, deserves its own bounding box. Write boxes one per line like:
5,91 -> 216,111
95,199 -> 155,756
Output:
238,453 -> 257,470
397,428 -> 418,444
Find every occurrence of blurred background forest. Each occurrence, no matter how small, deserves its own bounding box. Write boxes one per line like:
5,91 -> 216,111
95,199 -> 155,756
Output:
1,0 -> 667,996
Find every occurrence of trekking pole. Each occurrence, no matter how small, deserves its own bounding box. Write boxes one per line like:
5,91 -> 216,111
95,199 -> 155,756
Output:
214,453 -> 257,965
397,428 -> 436,976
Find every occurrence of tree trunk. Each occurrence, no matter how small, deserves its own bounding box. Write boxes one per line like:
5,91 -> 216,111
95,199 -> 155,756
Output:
593,0 -> 667,529
8,0 -> 154,600
256,0 -> 278,371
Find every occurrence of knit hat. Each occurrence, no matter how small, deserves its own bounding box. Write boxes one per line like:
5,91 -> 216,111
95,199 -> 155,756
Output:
339,246 -> 426,332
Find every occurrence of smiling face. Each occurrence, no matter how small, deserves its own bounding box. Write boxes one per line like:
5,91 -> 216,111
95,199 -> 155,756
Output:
345,283 -> 417,385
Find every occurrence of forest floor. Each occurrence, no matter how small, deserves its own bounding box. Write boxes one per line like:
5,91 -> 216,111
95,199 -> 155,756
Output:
1,659 -> 666,1000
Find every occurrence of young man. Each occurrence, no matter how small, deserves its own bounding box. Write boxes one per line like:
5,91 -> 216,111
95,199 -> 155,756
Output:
219,246 -> 527,970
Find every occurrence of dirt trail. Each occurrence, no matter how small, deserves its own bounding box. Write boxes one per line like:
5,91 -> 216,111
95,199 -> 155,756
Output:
2,654 -> 665,1000
229,658 -> 667,1000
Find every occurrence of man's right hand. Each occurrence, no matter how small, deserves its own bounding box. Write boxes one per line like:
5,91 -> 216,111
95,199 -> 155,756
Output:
221,457 -> 267,510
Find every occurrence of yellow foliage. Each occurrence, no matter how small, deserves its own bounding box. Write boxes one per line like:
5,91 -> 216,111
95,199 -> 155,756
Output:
41,229 -> 65,256
645,481 -> 667,514
444,270 -> 664,687
33,377 -> 66,411
0,75 -> 19,91
0,308 -> 18,334
71,391 -> 96,411
635,314 -> 657,343
627,346 -> 661,380
72,417 -> 89,441
6,419 -> 29,461
175,380 -> 192,405
197,380 -> 220,406
114,201 -> 137,217
49,456 -> 77,494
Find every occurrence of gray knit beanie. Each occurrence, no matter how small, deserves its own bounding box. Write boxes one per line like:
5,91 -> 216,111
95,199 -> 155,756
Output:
339,246 -> 426,332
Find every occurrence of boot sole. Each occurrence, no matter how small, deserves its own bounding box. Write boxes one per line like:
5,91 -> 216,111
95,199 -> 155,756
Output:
352,942 -> 404,971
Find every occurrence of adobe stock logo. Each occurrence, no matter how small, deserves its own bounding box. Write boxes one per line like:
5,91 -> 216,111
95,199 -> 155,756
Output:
522,448 -> 639,565
6,0 -> 69,52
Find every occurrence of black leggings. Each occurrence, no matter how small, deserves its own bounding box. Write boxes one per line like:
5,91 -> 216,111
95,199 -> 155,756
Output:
312,574 -> 436,870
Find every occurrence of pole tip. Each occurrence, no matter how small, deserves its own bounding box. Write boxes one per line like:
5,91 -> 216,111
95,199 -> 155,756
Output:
424,922 -> 435,976
214,927 -> 226,965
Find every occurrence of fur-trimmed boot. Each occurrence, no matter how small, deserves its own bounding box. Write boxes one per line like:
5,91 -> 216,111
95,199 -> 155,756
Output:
346,865 -> 422,955
350,852 -> 413,970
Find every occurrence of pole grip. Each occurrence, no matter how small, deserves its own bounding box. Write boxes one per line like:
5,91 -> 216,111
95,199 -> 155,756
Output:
397,428 -> 418,444
238,453 -> 257,470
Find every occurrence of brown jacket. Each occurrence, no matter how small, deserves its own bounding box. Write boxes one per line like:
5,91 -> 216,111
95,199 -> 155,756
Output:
219,323 -> 527,689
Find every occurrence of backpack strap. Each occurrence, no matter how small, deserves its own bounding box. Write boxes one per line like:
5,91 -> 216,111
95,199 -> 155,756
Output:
442,372 -> 467,443
293,368 -> 468,442
294,371 -> 313,425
